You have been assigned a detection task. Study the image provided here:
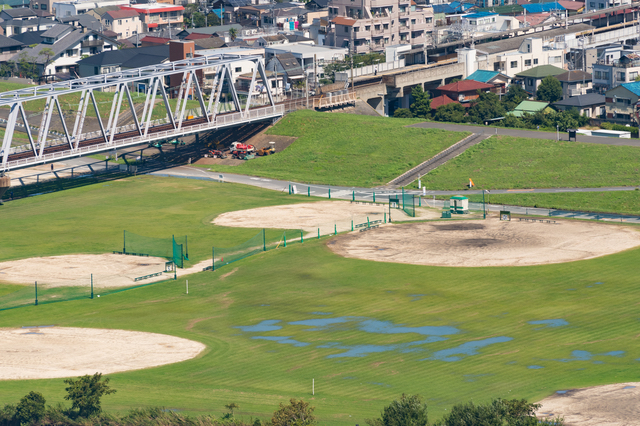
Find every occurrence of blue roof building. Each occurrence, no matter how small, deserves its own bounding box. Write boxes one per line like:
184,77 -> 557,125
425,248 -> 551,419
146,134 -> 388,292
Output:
522,2 -> 565,13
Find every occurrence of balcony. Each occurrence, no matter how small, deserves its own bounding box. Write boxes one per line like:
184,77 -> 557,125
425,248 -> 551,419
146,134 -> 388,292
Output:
82,39 -> 104,48
398,24 -> 409,32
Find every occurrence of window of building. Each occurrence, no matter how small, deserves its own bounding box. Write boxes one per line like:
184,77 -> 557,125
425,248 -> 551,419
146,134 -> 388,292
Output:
354,26 -> 359,32
525,59 -> 531,66
510,61 -> 517,68
171,11 -> 177,17
384,37 -> 389,43
40,4 -> 46,9
533,58 -> 538,64
374,25 -> 380,30
599,2 -> 604,7
365,25 -> 370,30
344,26 -> 349,32
383,23 -> 389,29
527,78 -> 533,86
630,71 -> 638,80
235,67 -> 242,72
590,1 -> 595,6
618,72 -> 626,80
118,19 -> 122,24
186,52 -> 192,58
595,70 -> 601,78
411,19 -> 416,24
271,80 -> 276,88
426,17 -> 432,23
602,72 -> 609,80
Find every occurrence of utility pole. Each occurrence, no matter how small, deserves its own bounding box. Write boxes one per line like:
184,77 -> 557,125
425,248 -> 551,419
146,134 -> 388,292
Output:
350,25 -> 354,90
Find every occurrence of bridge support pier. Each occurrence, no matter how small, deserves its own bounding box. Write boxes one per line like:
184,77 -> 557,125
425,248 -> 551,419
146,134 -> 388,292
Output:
0,174 -> 10,203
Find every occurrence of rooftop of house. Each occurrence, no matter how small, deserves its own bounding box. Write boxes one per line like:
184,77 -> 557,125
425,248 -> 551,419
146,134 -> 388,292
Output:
184,32 -> 212,40
103,10 -> 140,20
192,37 -> 225,49
515,64 -> 566,78
331,17 -> 356,26
617,81 -> 640,97
463,12 -> 498,19
522,2 -> 565,13
553,93 -> 605,107
0,33 -> 23,49
514,12 -> 552,26
2,8 -> 37,19
555,70 -> 592,82
465,69 -> 507,83
511,99 -> 550,116
78,44 -> 169,67
41,24 -> 72,39
438,79 -> 494,93
16,29 -> 114,65
430,94 -> 459,109
273,52 -> 303,76
141,36 -> 171,44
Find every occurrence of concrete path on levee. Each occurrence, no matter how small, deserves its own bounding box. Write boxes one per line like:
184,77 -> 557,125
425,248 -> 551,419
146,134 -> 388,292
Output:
410,122 -> 640,147
151,166 -> 640,224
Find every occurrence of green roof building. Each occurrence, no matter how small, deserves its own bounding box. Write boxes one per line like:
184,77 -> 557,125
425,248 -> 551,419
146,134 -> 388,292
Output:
515,65 -> 565,95
510,100 -> 552,117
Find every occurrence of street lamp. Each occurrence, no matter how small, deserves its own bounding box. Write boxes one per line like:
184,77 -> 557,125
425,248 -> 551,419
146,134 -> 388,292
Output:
483,189 -> 490,219
557,124 -> 559,141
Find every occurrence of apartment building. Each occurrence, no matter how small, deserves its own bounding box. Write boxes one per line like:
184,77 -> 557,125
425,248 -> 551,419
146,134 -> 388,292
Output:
53,0 -> 129,18
326,0 -> 433,53
120,3 -> 184,32
604,82 -> 640,125
592,51 -> 640,93
496,37 -> 564,76
101,10 -> 142,39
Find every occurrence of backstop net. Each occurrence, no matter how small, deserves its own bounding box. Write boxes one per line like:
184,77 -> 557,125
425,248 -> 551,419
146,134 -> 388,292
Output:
211,230 -> 265,271
122,230 -> 185,268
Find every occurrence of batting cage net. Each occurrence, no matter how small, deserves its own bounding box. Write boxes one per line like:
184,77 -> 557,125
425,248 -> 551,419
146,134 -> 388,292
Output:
121,230 -> 186,268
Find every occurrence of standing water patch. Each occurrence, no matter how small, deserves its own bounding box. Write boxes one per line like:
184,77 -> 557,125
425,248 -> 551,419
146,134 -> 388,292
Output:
235,320 -> 282,332
424,337 -> 513,362
528,319 -> 569,329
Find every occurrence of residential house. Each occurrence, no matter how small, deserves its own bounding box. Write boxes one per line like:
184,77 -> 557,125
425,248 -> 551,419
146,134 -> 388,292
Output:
262,7 -> 308,30
0,15 -> 56,36
265,44 -> 347,81
510,100 -> 551,116
592,51 -> 640,93
437,80 -> 494,104
183,32 -> 213,41
1,7 -> 37,21
255,34 -> 289,47
86,5 -> 120,20
430,94 -> 465,110
53,0 -> 129,18
59,14 -> 102,31
119,3 -> 184,32
140,35 -> 172,47
77,44 -> 169,77
14,24 -> 118,80
556,70 -> 592,99
101,9 -> 141,39
521,2 -> 565,14
266,52 -> 304,86
11,30 -> 46,46
604,82 -> 640,125
552,93 -> 605,117
326,0 -> 433,53
514,64 -> 565,94
193,37 -> 225,49
465,69 -> 510,94
557,0 -> 584,15
586,0 -> 631,11
0,35 -> 24,61
235,69 -> 285,99
459,12 -> 517,34
514,12 -> 555,28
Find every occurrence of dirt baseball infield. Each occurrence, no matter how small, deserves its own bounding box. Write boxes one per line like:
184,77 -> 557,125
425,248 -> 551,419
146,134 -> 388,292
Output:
328,218 -> 640,267
0,327 -> 205,380
536,382 -> 640,425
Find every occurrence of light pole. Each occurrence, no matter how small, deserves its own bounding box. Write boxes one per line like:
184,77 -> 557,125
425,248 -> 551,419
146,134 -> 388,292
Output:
482,189 -> 490,219
557,124 -> 559,141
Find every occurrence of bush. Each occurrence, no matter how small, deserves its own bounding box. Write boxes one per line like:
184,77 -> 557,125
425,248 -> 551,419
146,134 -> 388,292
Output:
601,122 -> 639,136
15,392 -> 46,425
393,108 -> 413,118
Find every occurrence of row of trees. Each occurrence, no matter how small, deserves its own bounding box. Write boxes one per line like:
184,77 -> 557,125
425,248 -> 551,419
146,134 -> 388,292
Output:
183,4 -> 221,28
395,84 -> 589,132
365,394 -> 564,426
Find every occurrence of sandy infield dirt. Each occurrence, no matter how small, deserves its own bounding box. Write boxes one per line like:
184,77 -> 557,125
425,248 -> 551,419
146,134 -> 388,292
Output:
536,382 -> 640,425
328,218 -> 640,267
0,253 -> 211,287
0,327 -> 205,380
213,201 -> 441,231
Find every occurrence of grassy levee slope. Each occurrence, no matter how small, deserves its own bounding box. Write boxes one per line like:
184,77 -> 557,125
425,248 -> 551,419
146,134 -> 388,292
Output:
2,177 -> 640,424
203,110 -> 470,187
414,135 -> 640,190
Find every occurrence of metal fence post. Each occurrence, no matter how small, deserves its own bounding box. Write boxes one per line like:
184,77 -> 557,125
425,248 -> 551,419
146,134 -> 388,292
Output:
373,192 -> 376,203
212,247 -> 215,271
263,228 -> 266,251
328,186 -> 331,199
351,220 -> 353,231
35,281 -> 38,306
308,186 -> 310,197
301,230 -> 303,243
91,274 -> 93,299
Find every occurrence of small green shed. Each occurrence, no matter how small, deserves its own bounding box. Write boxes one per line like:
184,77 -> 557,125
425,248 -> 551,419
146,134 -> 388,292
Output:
450,195 -> 469,214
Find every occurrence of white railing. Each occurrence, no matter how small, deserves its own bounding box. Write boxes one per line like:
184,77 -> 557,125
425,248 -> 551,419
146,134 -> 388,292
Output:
335,59 -> 405,81
5,105 -> 284,170
314,91 -> 356,108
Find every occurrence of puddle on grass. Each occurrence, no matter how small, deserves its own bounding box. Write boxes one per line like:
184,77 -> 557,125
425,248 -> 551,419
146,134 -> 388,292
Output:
595,282 -> 604,285
528,319 -> 569,329
369,382 -> 391,387
528,365 -> 544,369
235,320 -> 282,332
289,317 -> 352,330
566,288 -> 577,291
311,312 -> 332,315
319,337 -> 446,358
556,390 -> 568,394
424,337 -> 513,362
252,336 -> 309,347
559,350 -> 625,362
343,376 -> 356,380
409,294 -> 425,302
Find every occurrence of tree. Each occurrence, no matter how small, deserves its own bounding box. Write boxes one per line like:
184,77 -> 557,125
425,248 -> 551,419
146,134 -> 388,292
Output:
192,12 -> 206,28
434,103 -> 466,123
39,47 -> 55,81
271,398 -> 316,426
225,402 -> 240,418
207,12 -> 221,26
435,399 -> 564,426
372,394 -> 428,426
503,84 -> 528,108
467,91 -> 506,124
536,76 -> 562,103
228,27 -> 238,41
409,85 -> 431,118
15,391 -> 46,425
64,373 -> 116,418
393,108 -> 413,118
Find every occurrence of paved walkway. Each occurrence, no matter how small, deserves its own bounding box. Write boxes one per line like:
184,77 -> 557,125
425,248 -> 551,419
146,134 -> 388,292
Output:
152,167 -> 640,224
410,122 -> 640,147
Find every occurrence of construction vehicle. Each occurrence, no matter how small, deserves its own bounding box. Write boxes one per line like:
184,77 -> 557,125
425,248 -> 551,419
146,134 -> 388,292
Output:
209,150 -> 227,159
230,141 -> 255,152
256,142 -> 276,156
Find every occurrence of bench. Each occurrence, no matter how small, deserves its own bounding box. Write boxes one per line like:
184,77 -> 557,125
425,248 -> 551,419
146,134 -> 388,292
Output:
113,251 -> 149,257
134,271 -> 163,282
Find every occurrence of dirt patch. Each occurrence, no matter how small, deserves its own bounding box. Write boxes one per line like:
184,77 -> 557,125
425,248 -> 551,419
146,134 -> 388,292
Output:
536,382 -> 640,425
0,327 -> 205,380
194,134 -> 297,166
328,219 -> 640,267
220,267 -> 239,280
213,201 -> 441,232
0,254 -> 211,287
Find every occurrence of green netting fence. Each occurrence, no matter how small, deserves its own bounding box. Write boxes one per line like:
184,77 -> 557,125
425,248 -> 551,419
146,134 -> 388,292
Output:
118,230 -> 187,268
0,275 -> 173,312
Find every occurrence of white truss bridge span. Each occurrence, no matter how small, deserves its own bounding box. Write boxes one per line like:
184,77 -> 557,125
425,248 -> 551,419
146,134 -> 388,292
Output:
1,53 -> 282,172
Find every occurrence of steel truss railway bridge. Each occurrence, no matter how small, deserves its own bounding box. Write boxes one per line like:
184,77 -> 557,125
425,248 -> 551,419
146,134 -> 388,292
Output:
0,53 -> 283,173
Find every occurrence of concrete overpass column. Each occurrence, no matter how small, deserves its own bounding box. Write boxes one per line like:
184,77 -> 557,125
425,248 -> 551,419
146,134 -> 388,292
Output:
0,174 -> 10,203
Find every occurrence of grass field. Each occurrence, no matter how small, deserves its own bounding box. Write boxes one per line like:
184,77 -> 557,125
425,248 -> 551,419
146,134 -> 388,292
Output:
2,176 -> 640,424
409,135 -> 640,191
203,110 -> 470,187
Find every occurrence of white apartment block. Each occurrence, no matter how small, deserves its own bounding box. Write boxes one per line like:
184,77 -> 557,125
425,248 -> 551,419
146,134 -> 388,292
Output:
496,37 -> 564,76
326,0 -> 433,53
101,10 -> 142,39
